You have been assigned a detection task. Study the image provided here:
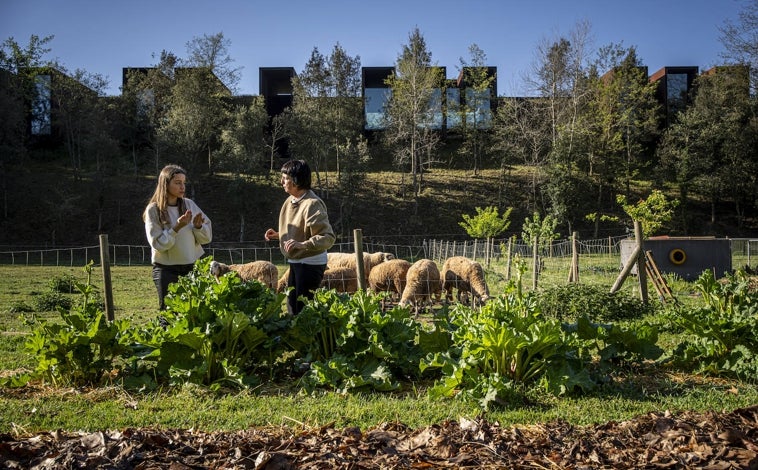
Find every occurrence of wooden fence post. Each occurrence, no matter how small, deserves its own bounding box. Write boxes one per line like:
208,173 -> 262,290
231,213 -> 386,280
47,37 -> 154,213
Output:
532,237 -> 539,290
353,229 -> 366,291
99,234 -> 115,322
635,221 -> 649,303
568,231 -> 579,283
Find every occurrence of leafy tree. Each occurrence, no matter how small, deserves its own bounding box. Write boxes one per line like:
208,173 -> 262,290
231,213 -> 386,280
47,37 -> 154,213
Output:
521,211 -> 560,249
719,0 -> 758,93
0,34 -> 54,221
218,96 -> 269,173
49,64 -> 115,179
47,64 -> 120,233
333,137 -> 371,237
121,51 -> 178,172
456,44 -> 495,175
459,206 -> 513,239
185,32 -> 241,93
658,67 -> 756,231
158,66 -> 230,176
617,189 -> 679,238
286,44 -> 363,189
579,45 -> 660,234
217,97 -> 270,240
586,45 -> 660,193
384,28 -> 444,199
0,35 -> 54,161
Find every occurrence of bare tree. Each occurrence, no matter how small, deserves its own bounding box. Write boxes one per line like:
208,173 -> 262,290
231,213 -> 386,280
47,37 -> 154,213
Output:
456,44 -> 496,175
185,32 -> 241,93
384,27 -> 443,199
719,0 -> 758,93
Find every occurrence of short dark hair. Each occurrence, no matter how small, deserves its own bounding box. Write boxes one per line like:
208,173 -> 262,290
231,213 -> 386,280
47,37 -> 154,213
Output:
281,159 -> 311,190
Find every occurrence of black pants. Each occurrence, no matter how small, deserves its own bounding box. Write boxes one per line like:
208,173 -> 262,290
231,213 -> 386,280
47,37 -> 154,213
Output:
287,263 -> 326,315
152,263 -> 194,310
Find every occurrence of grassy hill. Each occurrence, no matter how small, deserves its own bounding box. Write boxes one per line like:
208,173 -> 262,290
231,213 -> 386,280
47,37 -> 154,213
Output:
0,159 -> 755,248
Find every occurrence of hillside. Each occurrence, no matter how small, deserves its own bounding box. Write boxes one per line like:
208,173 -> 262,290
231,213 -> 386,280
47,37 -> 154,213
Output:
0,161 -> 755,248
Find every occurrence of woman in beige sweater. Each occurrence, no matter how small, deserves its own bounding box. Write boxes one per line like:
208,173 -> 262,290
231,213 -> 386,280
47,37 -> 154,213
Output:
144,164 -> 212,310
265,160 -> 335,315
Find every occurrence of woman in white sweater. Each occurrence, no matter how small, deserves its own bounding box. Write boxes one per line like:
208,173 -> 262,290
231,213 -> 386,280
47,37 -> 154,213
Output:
143,164 -> 212,310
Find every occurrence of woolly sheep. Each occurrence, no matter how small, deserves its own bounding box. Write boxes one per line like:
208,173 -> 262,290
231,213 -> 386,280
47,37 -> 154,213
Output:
327,251 -> 395,283
209,260 -> 278,290
276,266 -> 359,294
368,259 -> 412,300
399,258 -> 442,313
276,268 -> 289,293
441,256 -> 490,305
320,266 -> 359,293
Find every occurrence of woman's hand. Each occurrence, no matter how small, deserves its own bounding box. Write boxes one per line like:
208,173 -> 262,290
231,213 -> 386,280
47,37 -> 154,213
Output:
264,228 -> 278,241
192,212 -> 205,229
175,210 -> 193,231
283,239 -> 303,254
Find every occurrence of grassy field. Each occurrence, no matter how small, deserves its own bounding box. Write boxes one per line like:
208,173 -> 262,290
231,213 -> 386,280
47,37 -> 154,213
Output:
1,262 -> 756,436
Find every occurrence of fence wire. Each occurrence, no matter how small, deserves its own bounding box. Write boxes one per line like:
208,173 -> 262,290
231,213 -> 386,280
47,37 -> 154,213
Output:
1,238 -> 755,282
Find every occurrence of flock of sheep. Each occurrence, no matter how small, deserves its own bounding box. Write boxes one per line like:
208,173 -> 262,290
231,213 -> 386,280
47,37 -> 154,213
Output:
209,252 -> 490,313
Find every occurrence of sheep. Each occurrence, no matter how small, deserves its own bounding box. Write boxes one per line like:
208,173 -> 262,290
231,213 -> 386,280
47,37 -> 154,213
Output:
276,268 -> 290,293
327,251 -> 396,284
276,265 -> 359,294
368,259 -> 412,304
441,256 -> 490,306
320,266 -> 359,293
209,260 -> 278,289
399,259 -> 442,314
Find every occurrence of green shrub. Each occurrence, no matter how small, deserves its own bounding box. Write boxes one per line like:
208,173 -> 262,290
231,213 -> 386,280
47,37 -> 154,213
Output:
23,262 -> 132,387
6,301 -> 34,314
538,284 -> 655,322
32,291 -> 73,311
663,269 -> 758,381
47,273 -> 78,293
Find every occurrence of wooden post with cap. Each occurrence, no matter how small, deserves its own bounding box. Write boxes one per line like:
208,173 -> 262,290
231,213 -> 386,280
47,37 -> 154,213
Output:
353,229 -> 366,291
99,234 -> 115,321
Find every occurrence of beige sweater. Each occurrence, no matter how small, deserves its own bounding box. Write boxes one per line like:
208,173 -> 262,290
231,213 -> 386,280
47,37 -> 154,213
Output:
277,190 -> 335,260
144,198 -> 212,265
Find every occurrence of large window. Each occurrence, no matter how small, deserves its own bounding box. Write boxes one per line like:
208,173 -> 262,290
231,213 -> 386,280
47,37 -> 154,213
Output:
465,88 -> 492,129
667,73 -> 688,116
364,87 -> 391,130
446,88 -> 461,129
31,74 -> 51,135
420,88 -> 443,129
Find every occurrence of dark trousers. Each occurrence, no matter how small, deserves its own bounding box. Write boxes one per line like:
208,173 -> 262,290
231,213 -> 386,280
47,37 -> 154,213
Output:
152,263 -> 194,310
287,263 -> 326,315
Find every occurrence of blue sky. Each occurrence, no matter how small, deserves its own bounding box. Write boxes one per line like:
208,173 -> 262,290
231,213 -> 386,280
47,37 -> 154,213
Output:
1,0 -> 748,97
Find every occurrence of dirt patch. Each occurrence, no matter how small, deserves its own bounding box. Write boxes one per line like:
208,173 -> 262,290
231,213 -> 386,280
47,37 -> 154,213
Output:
1,406 -> 756,468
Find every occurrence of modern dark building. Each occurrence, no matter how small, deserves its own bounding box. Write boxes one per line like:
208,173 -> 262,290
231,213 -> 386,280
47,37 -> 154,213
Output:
453,66 -> 498,131
259,67 -> 296,118
649,66 -> 699,125
361,66 -> 395,131
17,66 -> 98,147
359,65 -> 497,133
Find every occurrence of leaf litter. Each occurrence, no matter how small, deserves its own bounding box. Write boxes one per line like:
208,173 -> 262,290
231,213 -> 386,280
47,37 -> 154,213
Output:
1,405 -> 755,469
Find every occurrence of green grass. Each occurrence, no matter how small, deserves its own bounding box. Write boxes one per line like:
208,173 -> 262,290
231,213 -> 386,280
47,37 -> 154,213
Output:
1,263 -> 755,436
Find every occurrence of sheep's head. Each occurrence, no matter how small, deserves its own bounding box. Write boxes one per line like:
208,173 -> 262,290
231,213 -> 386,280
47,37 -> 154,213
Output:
209,261 -> 230,281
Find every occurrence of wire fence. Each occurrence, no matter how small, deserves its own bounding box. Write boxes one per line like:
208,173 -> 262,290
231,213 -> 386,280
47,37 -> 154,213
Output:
1,237 -> 755,280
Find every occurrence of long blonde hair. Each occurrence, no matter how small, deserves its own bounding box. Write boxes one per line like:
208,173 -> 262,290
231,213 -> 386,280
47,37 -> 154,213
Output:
143,164 -> 187,225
